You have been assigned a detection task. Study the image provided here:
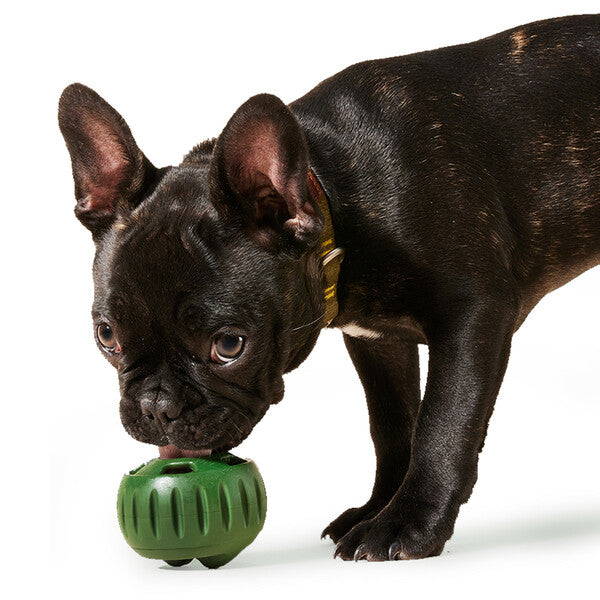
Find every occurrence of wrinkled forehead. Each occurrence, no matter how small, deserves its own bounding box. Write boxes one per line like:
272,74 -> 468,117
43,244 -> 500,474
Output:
92,217 -> 213,320
92,201 -> 277,330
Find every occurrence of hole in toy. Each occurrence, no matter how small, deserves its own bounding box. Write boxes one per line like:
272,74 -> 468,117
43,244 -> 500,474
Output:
161,463 -> 195,474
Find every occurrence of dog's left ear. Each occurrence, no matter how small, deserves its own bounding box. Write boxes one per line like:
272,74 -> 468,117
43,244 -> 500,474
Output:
210,94 -> 323,255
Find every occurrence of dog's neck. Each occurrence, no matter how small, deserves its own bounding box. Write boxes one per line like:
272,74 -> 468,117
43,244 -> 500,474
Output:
307,169 -> 345,326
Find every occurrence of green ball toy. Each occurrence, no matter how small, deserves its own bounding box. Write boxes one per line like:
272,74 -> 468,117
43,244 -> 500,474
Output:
117,452 -> 267,568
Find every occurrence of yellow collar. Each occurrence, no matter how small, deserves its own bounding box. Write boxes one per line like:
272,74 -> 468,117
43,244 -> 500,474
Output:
307,169 -> 345,326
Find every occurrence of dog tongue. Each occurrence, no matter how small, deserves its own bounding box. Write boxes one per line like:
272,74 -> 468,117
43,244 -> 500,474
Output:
159,445 -> 212,459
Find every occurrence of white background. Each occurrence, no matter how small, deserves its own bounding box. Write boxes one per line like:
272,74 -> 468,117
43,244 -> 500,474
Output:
2,1 -> 599,598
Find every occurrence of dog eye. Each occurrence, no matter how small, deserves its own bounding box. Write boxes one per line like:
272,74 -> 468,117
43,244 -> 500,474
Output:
211,333 -> 245,364
97,323 -> 120,353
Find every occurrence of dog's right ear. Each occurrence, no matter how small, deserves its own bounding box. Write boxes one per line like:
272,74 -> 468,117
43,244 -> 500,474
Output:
58,83 -> 156,237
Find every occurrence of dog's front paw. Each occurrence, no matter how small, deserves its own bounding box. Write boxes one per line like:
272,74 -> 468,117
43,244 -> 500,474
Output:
322,503 -> 382,544
333,503 -> 451,561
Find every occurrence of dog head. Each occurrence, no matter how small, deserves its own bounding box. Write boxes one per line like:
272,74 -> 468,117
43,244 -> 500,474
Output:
59,84 -> 325,455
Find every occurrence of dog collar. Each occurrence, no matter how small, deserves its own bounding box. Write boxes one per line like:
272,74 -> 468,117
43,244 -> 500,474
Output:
307,169 -> 345,326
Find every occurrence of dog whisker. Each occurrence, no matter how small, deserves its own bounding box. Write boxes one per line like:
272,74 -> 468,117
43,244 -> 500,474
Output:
289,312 -> 326,332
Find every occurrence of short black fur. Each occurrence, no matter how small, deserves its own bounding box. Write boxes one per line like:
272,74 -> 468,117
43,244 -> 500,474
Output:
59,15 -> 600,561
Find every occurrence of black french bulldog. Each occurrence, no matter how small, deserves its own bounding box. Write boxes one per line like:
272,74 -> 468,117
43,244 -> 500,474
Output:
59,14 -> 600,561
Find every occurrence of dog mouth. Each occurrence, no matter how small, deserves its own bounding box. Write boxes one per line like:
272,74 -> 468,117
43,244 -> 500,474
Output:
120,394 -> 264,458
158,444 -> 213,459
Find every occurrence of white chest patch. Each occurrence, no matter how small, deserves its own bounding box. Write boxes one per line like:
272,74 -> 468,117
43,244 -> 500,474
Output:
339,322 -> 383,340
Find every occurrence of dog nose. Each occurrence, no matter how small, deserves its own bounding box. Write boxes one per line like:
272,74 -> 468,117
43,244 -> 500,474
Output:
140,395 -> 183,423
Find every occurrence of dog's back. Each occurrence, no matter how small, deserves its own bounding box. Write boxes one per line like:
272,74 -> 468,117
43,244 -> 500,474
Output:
292,14 -> 600,320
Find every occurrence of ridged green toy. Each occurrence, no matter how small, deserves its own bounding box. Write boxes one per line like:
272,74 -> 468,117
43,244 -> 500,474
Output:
117,453 -> 267,568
